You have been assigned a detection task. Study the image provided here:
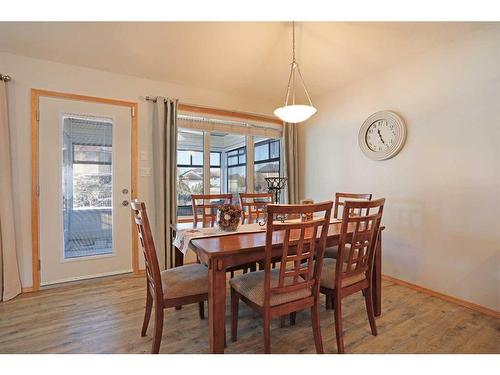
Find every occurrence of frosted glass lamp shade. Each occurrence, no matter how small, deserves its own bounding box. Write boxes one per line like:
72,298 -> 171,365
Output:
274,105 -> 317,123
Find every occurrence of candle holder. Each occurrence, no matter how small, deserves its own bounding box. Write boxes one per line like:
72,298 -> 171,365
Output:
265,177 -> 288,204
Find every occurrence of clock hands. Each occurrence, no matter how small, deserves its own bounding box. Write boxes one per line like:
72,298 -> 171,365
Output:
377,128 -> 386,146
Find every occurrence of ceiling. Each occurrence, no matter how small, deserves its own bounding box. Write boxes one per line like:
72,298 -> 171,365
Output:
0,22 -> 489,103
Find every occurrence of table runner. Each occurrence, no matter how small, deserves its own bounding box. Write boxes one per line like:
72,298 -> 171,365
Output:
173,223 -> 266,255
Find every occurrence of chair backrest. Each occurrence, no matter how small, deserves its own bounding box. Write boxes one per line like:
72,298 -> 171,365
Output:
336,198 -> 385,288
239,192 -> 274,219
263,201 -> 333,307
333,192 -> 373,219
191,194 -> 232,223
131,200 -> 163,300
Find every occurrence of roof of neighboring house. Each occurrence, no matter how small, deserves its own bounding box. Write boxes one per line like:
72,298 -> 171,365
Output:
179,169 -> 203,181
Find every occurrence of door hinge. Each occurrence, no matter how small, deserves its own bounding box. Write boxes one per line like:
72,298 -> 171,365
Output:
131,106 -> 136,118
36,184 -> 40,196
36,108 -> 40,122
38,259 -> 41,271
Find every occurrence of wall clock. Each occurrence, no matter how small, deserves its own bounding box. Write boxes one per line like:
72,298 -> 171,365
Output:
358,110 -> 407,161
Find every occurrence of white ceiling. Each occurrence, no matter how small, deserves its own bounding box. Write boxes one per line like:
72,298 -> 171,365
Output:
0,22 -> 489,103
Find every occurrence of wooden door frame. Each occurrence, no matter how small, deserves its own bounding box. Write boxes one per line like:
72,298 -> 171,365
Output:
31,89 -> 139,291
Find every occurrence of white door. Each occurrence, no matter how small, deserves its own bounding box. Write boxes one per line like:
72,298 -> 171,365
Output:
39,97 -> 133,285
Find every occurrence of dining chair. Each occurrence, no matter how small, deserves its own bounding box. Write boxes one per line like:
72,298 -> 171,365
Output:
238,192 -> 274,219
131,200 -> 208,354
191,193 -> 232,223
324,192 -> 373,261
230,201 -> 333,353
320,198 -> 385,353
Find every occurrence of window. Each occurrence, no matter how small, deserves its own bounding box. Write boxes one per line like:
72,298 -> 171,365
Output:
62,117 -> 113,259
254,138 -> 280,193
72,144 -> 113,208
210,151 -> 221,194
176,113 -> 282,220
227,146 -> 247,194
177,130 -> 204,217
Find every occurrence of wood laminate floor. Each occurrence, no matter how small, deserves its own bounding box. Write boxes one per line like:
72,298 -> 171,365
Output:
0,273 -> 498,354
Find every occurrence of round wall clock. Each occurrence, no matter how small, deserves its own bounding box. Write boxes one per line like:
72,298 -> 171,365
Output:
358,110 -> 407,161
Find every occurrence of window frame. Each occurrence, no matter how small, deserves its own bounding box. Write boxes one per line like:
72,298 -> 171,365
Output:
226,145 -> 247,194
253,138 -> 280,193
209,151 -> 222,194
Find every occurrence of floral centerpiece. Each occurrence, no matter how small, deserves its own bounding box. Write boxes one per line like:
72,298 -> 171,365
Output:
217,204 -> 242,232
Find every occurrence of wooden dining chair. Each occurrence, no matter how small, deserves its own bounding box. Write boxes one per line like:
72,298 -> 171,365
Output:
238,192 -> 274,219
191,193 -> 232,223
230,201 -> 333,354
320,198 -> 385,353
324,192 -> 373,261
131,200 -> 208,354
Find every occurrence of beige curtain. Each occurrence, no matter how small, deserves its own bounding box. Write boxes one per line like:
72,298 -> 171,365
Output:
282,122 -> 299,204
152,98 -> 178,270
0,80 -> 21,301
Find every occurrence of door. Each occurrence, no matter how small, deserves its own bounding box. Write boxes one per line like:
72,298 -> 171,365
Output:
38,96 -> 133,285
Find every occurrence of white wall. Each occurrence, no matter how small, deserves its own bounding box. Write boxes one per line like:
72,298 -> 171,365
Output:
0,52 -> 275,288
299,25 -> 500,311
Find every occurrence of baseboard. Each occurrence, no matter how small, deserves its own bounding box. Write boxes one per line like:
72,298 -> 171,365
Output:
21,286 -> 34,293
382,274 -> 500,319
135,269 -> 146,275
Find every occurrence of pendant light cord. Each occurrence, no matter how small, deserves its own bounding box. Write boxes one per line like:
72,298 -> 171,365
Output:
283,21 -> 314,107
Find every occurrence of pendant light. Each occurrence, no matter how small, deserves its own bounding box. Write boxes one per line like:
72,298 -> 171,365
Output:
274,22 -> 317,123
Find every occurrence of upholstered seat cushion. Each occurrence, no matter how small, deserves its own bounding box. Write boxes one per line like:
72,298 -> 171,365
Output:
161,263 -> 208,299
324,246 -> 339,259
319,258 -> 366,290
230,269 -> 312,307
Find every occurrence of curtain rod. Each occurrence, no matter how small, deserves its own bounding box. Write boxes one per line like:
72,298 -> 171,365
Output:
0,74 -> 12,82
142,95 -> 282,125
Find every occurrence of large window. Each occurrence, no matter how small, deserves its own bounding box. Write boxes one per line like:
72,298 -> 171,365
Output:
227,146 -> 247,194
176,114 -> 281,220
254,138 -> 280,193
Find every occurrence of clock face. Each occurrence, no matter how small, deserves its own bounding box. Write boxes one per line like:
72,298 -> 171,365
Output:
365,119 -> 397,152
358,111 -> 407,161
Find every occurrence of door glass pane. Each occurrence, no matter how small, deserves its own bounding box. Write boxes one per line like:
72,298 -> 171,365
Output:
62,116 -> 113,259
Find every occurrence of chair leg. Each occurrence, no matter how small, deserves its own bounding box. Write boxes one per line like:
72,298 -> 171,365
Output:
263,311 -> 271,354
325,294 -> 332,310
279,316 -> 286,328
151,304 -> 164,354
231,288 -> 239,342
198,301 -> 205,320
290,311 -> 296,326
250,263 -> 257,272
364,286 -> 378,336
311,303 -> 324,354
230,270 -> 235,278
333,292 -> 345,354
141,288 -> 153,337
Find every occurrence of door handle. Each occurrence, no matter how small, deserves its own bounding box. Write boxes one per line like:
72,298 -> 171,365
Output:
122,200 -> 129,206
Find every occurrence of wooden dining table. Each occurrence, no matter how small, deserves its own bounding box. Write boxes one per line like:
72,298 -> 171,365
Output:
171,218 -> 384,354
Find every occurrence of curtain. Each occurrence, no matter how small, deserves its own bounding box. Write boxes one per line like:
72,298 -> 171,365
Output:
152,98 -> 178,270
282,122 -> 299,204
0,80 -> 21,301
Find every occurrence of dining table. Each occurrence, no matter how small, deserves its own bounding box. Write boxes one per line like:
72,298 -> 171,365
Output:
171,217 -> 384,354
